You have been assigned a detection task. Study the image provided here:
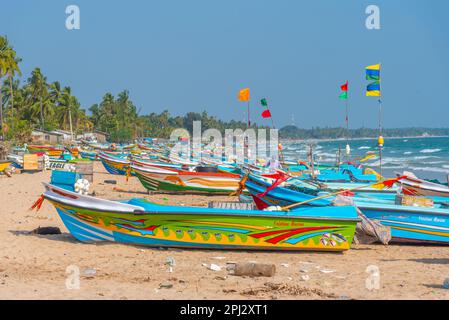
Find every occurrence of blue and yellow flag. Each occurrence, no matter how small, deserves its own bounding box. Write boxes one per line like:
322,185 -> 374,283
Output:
366,64 -> 380,81
366,81 -> 381,96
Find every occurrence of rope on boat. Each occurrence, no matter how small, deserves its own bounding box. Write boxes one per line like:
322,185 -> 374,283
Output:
230,173 -> 249,196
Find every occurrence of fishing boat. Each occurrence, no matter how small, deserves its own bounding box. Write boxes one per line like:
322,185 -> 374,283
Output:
0,160 -> 11,173
399,172 -> 449,198
98,152 -> 132,175
40,183 -> 359,251
79,150 -> 97,161
131,163 -> 243,195
27,145 -> 64,157
245,174 -> 449,244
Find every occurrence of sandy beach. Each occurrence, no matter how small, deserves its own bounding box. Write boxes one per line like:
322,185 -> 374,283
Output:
1,162 -> 449,300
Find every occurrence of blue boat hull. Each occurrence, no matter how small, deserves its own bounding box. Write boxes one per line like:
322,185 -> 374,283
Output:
358,206 -> 449,244
246,174 -> 449,244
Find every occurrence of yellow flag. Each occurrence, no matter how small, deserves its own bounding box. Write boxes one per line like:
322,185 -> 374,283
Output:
366,90 -> 381,97
238,88 -> 250,102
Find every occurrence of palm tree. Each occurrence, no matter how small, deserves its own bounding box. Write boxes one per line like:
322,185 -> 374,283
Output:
26,68 -> 53,130
4,49 -> 21,111
0,36 -> 10,139
56,86 -> 79,139
49,81 -> 62,105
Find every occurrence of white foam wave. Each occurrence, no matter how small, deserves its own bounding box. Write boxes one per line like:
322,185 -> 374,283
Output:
420,148 -> 441,154
358,146 -> 371,150
407,166 -> 449,174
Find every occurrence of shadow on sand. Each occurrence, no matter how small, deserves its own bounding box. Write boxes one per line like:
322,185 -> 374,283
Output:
408,258 -> 449,265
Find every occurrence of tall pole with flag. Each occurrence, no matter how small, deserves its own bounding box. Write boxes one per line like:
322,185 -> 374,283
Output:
238,88 -> 251,127
260,98 -> 274,128
365,63 -> 383,175
260,98 -> 284,163
339,81 -> 350,161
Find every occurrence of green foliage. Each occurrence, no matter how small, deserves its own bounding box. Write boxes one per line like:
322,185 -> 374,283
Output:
279,125 -> 449,139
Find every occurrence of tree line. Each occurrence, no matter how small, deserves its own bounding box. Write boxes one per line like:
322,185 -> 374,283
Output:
279,125 -> 449,139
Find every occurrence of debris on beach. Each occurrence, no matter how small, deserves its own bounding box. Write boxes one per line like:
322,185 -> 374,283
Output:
319,269 -> 335,274
104,180 -> 117,184
300,275 -> 310,281
227,262 -> 276,277
83,268 -> 97,278
165,257 -> 175,273
241,282 -> 337,299
159,282 -> 173,289
202,263 -> 222,271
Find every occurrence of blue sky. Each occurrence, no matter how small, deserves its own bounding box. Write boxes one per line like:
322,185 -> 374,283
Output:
2,0 -> 449,128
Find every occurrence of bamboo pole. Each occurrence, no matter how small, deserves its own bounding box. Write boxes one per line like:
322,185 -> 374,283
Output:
280,178 -> 396,211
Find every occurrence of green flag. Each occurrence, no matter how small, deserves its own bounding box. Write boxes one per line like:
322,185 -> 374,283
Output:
261,98 -> 268,106
339,92 -> 348,100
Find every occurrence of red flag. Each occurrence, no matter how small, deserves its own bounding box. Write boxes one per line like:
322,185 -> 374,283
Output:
261,109 -> 271,118
257,171 -> 289,197
340,81 -> 348,92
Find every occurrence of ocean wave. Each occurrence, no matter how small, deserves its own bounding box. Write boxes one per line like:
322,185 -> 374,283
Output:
421,161 -> 446,165
403,151 -> 412,155
358,146 -> 371,150
407,166 -> 449,174
420,148 -> 442,154
316,152 -> 337,158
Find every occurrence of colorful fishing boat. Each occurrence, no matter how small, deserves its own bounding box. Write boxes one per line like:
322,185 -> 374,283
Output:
98,152 -> 132,175
399,172 -> 449,198
27,145 -> 64,157
245,174 -> 449,244
40,183 -> 359,251
131,163 -> 243,195
0,160 -> 11,173
79,150 -> 97,161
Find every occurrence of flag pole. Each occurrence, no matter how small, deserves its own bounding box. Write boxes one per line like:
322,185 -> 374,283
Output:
345,94 -> 350,162
378,98 -> 383,176
267,104 -> 284,163
247,101 -> 251,127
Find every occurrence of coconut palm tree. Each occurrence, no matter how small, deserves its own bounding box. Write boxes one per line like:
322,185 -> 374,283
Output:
56,86 -> 80,139
0,36 -> 10,139
26,68 -> 53,130
49,81 -> 62,106
4,49 -> 21,111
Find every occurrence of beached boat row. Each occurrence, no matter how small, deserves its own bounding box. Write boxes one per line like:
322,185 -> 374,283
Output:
16,139 -> 449,252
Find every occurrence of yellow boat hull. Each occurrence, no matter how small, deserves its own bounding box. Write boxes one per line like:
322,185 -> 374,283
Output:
0,161 -> 12,172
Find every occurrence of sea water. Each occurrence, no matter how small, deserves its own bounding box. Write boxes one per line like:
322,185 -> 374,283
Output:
281,136 -> 449,182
